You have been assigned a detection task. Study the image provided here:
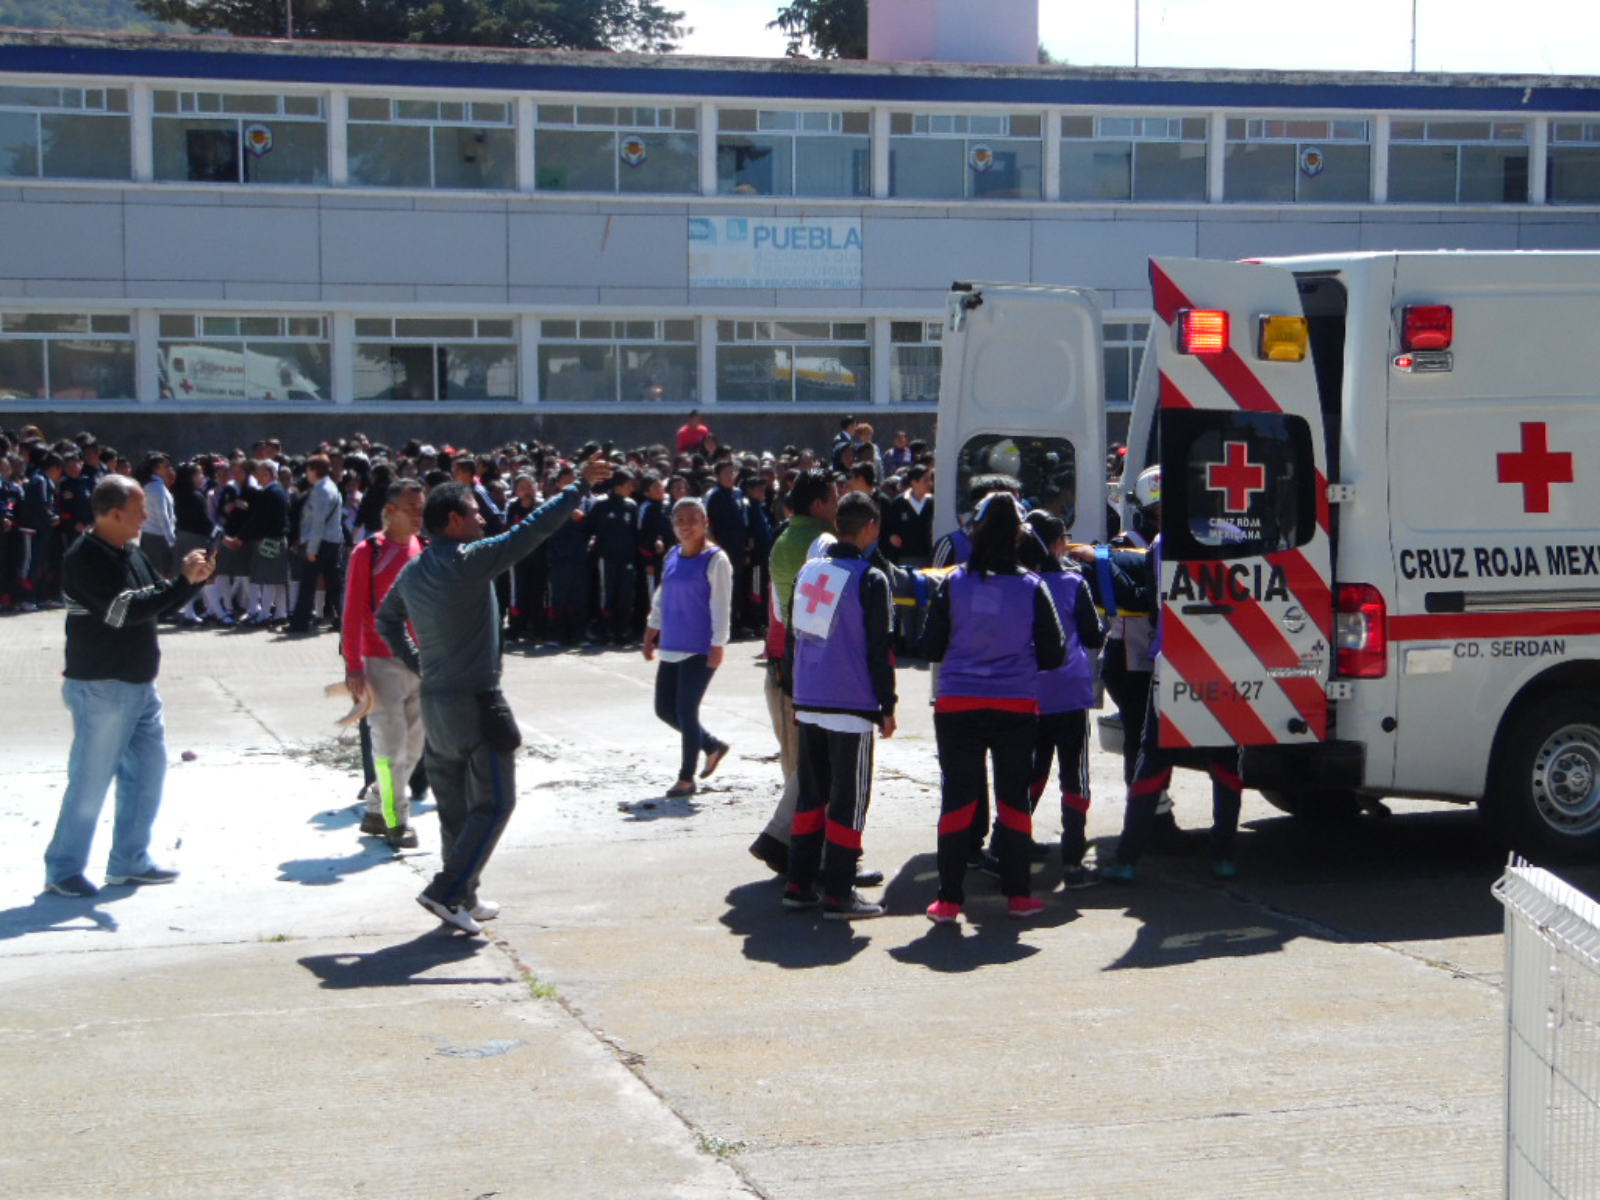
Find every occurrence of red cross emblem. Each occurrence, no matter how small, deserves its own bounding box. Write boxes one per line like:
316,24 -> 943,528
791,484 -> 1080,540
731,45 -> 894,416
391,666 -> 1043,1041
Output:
1497,422 -> 1573,514
1205,441 -> 1266,514
798,574 -> 837,614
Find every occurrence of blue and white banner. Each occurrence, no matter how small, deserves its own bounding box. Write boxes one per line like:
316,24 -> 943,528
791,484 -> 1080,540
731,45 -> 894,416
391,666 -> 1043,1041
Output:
688,217 -> 862,289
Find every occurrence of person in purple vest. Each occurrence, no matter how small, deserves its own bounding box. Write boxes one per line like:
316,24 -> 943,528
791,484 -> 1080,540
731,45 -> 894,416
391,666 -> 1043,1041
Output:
1018,510 -> 1106,888
783,492 -> 897,920
643,498 -> 732,798
921,492 -> 1065,924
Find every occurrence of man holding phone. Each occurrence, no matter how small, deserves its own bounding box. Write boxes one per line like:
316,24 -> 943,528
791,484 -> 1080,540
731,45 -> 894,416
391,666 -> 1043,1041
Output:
44,474 -> 216,898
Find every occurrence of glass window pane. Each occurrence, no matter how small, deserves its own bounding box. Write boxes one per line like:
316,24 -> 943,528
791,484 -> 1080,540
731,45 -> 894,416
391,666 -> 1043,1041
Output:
1297,142 -> 1369,202
1061,115 -> 1094,139
1009,114 -> 1042,137
833,322 -> 867,341
471,102 -> 508,124
396,318 -> 475,338
1430,121 -> 1489,142
150,89 -> 178,114
47,339 -> 135,400
622,320 -> 655,340
576,106 -> 616,125
433,125 -> 515,190
536,128 -> 615,191
478,319 -> 514,340
890,345 -> 940,404
970,138 -> 1041,199
0,339 -> 45,399
889,321 -> 923,344
1104,345 -> 1131,406
1133,140 -> 1206,201
154,117 -> 240,183
242,341 -> 330,401
663,320 -> 694,341
675,108 -> 697,130
1223,141 -> 1296,202
354,318 -> 391,338
348,122 -> 432,188
623,343 -> 696,403
283,95 -> 321,117
37,112 -> 130,181
1062,139 -> 1130,201
0,110 -> 38,178
578,320 -> 614,339
1550,147 -> 1600,204
241,120 -> 327,185
794,134 -> 869,197
396,100 -> 439,121
356,343 -> 436,401
240,317 -> 280,337
720,109 -> 757,132
202,316 -> 240,336
841,111 -> 870,135
540,343 -> 617,402
286,317 -> 324,338
618,132 -> 698,195
1461,144 -> 1527,202
541,319 -> 578,339
537,105 -> 573,125
890,136 -> 964,198
439,102 -> 465,123
889,112 -> 913,136
347,97 -> 390,121
223,93 -> 277,115
1389,143 -> 1457,202
795,344 -> 868,405
160,314 -> 195,338
717,135 -> 792,195
775,321 -> 829,340
1390,121 -> 1426,140
718,345 -> 791,403
90,314 -> 131,335
1181,118 -> 1207,140
439,344 -> 516,401
4,313 -> 86,333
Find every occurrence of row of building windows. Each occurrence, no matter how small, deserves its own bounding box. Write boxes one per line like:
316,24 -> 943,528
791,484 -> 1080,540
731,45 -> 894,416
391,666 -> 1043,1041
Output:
4,81 -> 1600,204
0,308 -> 1149,408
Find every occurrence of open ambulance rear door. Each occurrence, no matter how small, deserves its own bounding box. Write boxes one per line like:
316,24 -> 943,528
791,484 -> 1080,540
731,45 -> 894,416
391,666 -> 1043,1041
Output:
935,283 -> 1107,545
1147,257 -> 1335,749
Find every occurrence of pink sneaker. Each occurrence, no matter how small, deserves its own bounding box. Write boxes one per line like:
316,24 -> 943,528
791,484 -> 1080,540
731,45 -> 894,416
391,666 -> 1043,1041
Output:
1007,896 -> 1046,920
925,899 -> 961,925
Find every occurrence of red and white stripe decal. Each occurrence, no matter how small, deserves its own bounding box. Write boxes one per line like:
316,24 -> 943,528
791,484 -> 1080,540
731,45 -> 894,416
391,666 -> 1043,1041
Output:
1390,610 -> 1600,642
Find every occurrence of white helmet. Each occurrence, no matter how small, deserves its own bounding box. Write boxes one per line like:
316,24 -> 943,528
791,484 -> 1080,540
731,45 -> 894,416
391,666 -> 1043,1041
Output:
1132,465 -> 1161,510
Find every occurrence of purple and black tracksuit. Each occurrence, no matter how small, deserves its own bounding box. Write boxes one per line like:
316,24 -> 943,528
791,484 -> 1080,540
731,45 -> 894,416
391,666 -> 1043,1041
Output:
1030,567 -> 1106,869
922,566 -> 1065,904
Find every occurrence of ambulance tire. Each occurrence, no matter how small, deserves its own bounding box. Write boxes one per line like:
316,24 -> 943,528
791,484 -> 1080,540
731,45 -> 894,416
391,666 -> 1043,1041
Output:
1259,788 -> 1361,823
1488,694 -> 1600,862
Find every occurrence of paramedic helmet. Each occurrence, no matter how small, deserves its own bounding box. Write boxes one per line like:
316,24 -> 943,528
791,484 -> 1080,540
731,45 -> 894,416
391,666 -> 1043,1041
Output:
1133,466 -> 1161,511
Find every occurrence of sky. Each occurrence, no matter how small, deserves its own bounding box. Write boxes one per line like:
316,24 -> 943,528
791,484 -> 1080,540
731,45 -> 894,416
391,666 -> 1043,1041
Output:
671,0 -> 1600,76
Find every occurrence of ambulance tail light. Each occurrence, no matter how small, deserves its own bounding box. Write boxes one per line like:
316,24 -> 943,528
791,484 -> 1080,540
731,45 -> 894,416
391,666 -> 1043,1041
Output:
1177,309 -> 1229,356
1401,305 -> 1453,351
1335,583 -> 1387,678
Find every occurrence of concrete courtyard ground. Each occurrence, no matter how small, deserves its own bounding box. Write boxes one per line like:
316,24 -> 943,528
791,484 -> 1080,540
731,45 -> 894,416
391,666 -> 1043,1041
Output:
3,609 -> 1596,1199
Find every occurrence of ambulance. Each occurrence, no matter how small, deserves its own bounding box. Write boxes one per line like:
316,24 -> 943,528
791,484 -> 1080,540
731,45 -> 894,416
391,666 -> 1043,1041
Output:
940,252 -> 1600,860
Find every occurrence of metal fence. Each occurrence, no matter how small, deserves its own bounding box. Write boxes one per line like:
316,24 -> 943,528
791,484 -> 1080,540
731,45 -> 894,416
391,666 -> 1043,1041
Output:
1493,858 -> 1600,1199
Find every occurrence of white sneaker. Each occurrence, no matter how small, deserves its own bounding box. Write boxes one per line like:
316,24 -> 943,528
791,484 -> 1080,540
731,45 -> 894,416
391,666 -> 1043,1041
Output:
417,892 -> 482,934
469,899 -> 501,922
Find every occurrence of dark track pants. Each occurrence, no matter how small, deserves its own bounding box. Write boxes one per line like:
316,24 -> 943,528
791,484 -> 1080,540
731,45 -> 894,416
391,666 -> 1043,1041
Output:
654,655 -> 725,782
935,708 -> 1037,903
597,556 -> 636,641
290,539 -> 343,629
1114,699 -> 1241,866
1102,642 -> 1151,786
420,693 -> 516,910
1032,708 -> 1091,867
788,721 -> 874,901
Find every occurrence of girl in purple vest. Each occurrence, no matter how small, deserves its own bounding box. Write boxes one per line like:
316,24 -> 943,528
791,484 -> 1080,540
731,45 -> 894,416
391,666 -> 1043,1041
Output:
1019,510 -> 1106,888
643,499 -> 732,798
921,493 -> 1066,923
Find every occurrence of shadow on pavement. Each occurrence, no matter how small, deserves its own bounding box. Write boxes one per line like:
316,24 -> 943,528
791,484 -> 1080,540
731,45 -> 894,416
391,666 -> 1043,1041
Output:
276,843 -> 404,886
298,929 -> 514,989
719,880 -> 872,968
0,890 -> 134,941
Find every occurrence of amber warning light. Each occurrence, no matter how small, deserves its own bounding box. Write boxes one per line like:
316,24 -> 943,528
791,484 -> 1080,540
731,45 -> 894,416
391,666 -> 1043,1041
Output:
1177,309 -> 1229,356
1401,304 -> 1453,351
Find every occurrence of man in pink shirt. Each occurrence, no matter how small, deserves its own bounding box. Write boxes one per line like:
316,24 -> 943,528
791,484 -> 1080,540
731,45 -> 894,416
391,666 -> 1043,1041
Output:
675,409 -> 711,455
343,479 -> 426,847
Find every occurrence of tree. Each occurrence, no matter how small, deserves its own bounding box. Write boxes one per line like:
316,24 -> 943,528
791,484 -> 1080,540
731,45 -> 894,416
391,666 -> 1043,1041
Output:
0,0 -> 182,32
131,0 -> 688,53
769,0 -> 865,60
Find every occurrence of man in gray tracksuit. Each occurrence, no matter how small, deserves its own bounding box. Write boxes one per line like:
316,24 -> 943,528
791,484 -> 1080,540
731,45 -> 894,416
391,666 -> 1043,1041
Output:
377,455 -> 612,933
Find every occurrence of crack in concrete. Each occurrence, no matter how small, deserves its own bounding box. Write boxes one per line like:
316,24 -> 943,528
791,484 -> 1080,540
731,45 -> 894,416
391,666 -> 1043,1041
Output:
488,932 -> 769,1200
211,675 -> 286,746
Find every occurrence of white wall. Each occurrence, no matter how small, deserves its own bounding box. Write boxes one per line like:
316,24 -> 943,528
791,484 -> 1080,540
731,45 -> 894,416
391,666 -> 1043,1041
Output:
869,0 -> 1041,65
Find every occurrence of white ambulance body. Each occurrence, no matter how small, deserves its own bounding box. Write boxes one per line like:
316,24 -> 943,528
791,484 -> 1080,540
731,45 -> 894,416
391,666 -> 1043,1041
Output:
941,252 -> 1600,859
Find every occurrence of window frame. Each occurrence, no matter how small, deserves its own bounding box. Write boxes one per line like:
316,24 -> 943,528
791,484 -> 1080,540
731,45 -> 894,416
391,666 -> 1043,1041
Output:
1059,112 -> 1209,203
537,317 -> 698,405
156,311 -> 331,403
715,318 -> 871,405
0,83 -> 132,181
1387,115 -> 1531,204
151,88 -> 328,186
1223,114 -> 1372,203
533,101 -> 700,195
353,315 -> 520,403
714,106 -> 871,198
346,94 -> 516,191
887,108 -> 1045,201
0,310 -> 136,401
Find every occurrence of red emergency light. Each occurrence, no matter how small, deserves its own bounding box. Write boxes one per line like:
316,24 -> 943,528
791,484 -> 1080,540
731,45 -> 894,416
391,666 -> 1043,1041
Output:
1401,305 -> 1453,351
1177,309 -> 1229,356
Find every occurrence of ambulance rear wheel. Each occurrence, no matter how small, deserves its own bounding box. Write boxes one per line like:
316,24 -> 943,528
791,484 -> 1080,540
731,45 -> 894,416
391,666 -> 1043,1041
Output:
1489,694 -> 1600,861
1259,788 -> 1361,822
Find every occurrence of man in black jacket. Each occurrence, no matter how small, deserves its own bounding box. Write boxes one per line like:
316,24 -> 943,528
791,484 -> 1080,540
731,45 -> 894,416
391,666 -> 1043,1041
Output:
43,474 -> 215,898
704,460 -> 750,635
588,467 -> 639,645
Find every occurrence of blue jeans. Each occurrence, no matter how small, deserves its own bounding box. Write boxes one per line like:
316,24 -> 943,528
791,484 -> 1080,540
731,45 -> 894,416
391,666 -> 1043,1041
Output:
653,655 -> 725,781
44,679 -> 168,884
